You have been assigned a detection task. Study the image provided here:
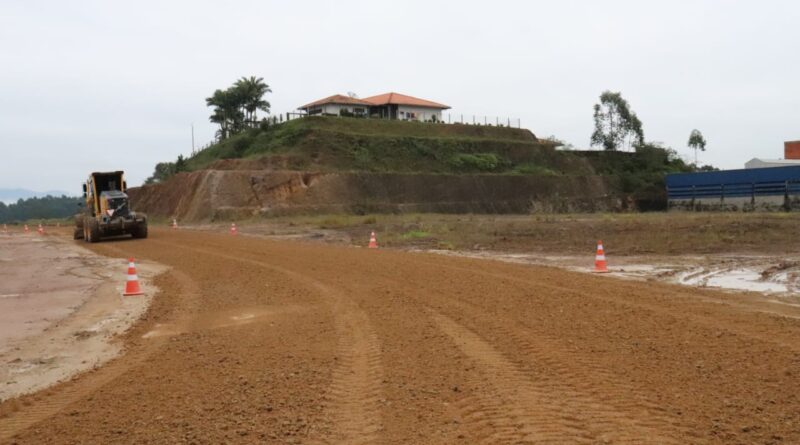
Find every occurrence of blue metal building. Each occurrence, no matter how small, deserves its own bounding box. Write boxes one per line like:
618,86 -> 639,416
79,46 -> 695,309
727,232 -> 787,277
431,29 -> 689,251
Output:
666,166 -> 800,210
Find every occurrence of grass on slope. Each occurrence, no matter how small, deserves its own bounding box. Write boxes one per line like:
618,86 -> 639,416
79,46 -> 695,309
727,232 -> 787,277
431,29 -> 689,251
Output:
186,116 -> 574,175
295,116 -> 538,141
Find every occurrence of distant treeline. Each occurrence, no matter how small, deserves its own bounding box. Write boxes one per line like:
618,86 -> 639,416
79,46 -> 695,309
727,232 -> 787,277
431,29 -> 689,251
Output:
0,195 -> 79,223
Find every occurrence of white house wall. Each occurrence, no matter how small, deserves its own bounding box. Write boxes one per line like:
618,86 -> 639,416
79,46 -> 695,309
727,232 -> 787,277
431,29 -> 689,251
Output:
397,106 -> 443,122
319,104 -> 340,115
307,103 -> 444,120
319,104 -> 368,116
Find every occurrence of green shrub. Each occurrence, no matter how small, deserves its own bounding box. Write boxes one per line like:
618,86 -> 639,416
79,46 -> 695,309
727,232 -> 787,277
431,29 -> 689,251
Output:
512,163 -> 559,176
401,230 -> 432,239
447,153 -> 509,172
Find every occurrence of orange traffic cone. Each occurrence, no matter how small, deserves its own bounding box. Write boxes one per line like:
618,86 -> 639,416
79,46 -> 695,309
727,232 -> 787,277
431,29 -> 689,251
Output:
171,218 -> 178,229
368,231 -> 378,249
24,224 -> 29,234
37,224 -> 44,235
230,223 -> 237,236
594,240 -> 609,273
123,258 -> 144,296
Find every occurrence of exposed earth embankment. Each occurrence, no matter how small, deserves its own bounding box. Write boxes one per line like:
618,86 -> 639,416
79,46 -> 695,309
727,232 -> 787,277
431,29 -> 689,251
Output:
133,117 -> 690,220
130,170 -> 624,220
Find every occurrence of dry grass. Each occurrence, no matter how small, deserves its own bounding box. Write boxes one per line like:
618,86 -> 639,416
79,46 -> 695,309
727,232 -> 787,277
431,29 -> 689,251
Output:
258,212 -> 800,255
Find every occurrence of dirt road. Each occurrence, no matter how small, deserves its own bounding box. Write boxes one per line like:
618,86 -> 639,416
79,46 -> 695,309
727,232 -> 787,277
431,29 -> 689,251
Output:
2,228 -> 800,444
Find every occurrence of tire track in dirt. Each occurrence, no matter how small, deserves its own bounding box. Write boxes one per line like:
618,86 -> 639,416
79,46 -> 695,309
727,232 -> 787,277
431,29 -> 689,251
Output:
432,311 -> 591,444
0,268 -> 198,442
325,255 -> 692,443
150,239 -> 384,444
414,256 -> 800,352
202,240 -> 686,443
486,322 -> 688,440
318,284 -> 384,445
429,307 -> 686,444
182,237 -> 689,442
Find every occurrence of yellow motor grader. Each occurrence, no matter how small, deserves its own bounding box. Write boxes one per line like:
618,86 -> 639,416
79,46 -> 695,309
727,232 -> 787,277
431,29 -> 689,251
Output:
74,171 -> 148,242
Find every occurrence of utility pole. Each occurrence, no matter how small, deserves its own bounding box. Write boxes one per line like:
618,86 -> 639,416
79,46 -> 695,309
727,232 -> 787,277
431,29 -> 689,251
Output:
191,123 -> 195,155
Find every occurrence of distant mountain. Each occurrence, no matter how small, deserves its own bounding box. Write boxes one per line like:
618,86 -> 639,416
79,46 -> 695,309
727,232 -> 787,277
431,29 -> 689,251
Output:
0,188 -> 73,204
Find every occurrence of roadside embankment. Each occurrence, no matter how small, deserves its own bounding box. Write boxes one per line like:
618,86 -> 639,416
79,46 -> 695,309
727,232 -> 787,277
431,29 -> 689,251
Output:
130,170 -> 624,220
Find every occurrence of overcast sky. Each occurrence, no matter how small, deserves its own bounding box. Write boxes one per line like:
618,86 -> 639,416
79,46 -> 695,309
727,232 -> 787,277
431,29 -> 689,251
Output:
2,0 -> 799,192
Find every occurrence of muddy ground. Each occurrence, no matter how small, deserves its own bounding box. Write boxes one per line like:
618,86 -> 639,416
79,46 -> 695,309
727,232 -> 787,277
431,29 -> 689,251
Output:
190,212 -> 800,255
1,225 -> 799,443
0,232 -> 161,404
187,213 -> 800,299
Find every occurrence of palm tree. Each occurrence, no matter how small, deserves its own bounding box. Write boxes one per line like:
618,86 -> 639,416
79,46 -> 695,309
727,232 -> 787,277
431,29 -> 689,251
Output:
206,88 -> 246,139
208,107 -> 228,140
206,89 -> 232,139
206,77 -> 272,139
235,76 -> 272,125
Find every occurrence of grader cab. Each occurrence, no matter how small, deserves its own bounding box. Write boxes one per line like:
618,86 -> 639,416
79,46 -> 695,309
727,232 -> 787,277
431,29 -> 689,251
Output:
74,171 -> 148,242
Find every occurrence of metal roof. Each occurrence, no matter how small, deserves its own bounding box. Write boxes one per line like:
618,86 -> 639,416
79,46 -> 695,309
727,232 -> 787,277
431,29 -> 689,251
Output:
666,166 -> 800,188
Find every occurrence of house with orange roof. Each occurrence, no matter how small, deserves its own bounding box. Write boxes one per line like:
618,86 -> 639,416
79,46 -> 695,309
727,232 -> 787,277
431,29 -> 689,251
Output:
298,92 -> 450,122
297,94 -> 374,118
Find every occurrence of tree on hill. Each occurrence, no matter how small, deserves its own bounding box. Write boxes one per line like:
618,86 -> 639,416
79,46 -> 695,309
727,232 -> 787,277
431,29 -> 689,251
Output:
687,129 -> 707,165
207,88 -> 243,140
145,161 -> 176,184
145,153 -> 190,184
206,76 -> 271,140
236,76 -> 271,124
590,91 -> 644,151
175,154 -> 187,172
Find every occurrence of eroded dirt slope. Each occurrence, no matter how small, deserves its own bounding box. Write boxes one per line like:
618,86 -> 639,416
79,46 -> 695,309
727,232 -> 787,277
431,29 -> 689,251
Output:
129,170 -> 621,220
1,228 -> 799,443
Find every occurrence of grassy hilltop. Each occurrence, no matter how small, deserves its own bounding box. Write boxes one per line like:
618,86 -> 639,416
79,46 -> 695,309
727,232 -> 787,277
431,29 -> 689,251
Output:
154,116 -> 693,209
185,116 -> 577,175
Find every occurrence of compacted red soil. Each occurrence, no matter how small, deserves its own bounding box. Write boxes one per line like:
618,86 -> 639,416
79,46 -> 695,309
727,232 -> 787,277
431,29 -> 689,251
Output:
1,228 -> 799,444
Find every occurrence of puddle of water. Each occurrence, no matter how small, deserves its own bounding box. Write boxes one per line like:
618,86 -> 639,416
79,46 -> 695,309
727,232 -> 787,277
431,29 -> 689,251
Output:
678,268 -> 789,294
426,249 -> 799,297
706,269 -> 788,293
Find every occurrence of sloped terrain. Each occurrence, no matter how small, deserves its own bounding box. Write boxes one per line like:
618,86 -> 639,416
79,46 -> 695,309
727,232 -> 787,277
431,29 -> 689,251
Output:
185,117 -> 576,175
130,170 -> 623,220
134,117 -> 691,219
